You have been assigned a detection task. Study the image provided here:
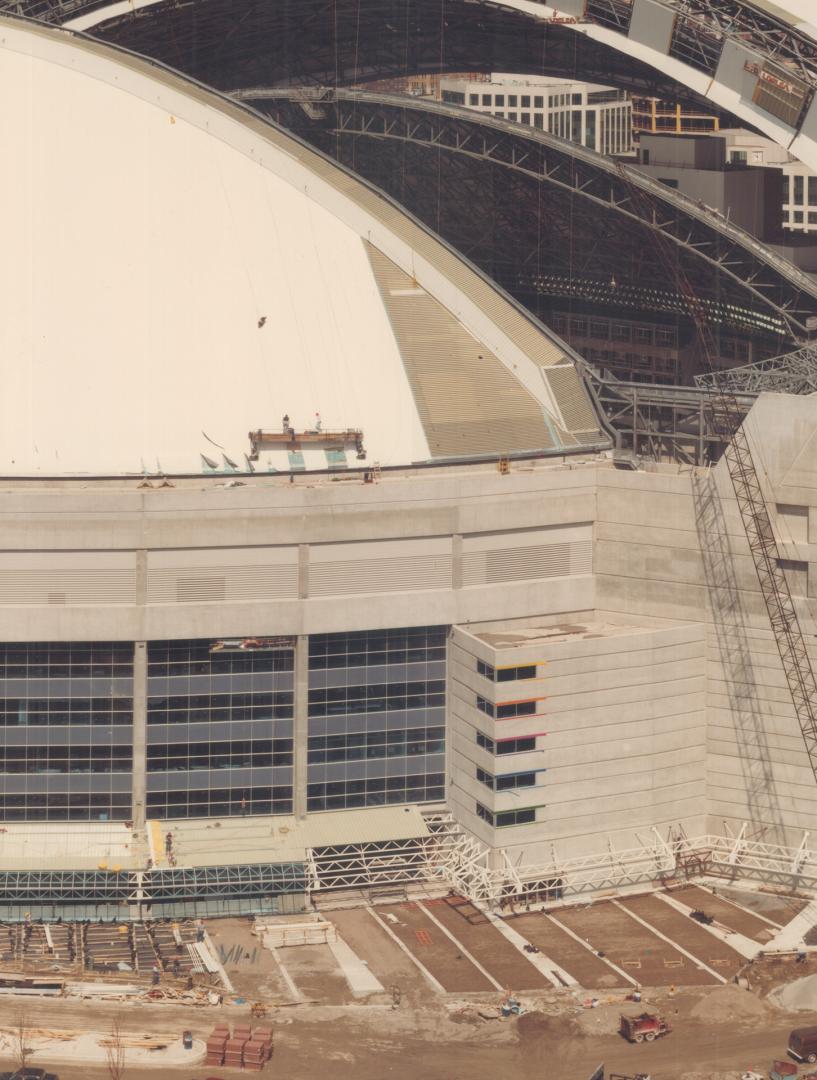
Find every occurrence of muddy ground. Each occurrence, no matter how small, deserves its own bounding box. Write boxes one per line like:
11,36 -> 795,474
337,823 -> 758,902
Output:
2,899 -> 815,1080
0,978 -> 812,1080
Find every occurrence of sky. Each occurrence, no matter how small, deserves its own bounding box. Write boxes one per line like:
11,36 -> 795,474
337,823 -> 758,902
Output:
777,0 -> 817,36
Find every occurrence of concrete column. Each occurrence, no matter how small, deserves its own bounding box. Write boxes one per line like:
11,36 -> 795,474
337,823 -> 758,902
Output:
132,640 -> 148,837
294,634 -> 309,821
452,534 -> 463,590
298,544 -> 309,600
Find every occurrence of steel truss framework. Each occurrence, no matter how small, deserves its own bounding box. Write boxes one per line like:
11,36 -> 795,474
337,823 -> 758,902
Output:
695,342 -> 817,394
580,320 -> 817,465
251,89 -> 817,343
6,0 -> 815,122
0,862 -> 307,905
588,0 -> 817,93
28,0 -> 743,118
3,818 -> 817,912
581,366 -> 757,465
305,824 -> 463,891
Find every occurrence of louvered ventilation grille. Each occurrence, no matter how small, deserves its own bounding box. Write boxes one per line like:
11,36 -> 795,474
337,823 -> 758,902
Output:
310,553 -> 452,596
0,569 -> 137,606
175,576 -> 227,603
461,538 -> 592,586
148,565 -> 298,604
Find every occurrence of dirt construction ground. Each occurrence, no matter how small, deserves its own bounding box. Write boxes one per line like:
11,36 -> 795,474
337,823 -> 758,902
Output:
0,980 -> 813,1080
3,889 -> 817,1080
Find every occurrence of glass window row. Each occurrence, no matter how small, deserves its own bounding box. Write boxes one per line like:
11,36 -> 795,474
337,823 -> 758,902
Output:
148,738 -> 294,771
0,665 -> 132,679
0,746 -> 133,774
476,767 -> 539,790
306,773 -> 444,812
148,638 -> 294,676
476,696 -> 539,719
147,786 -> 293,818
147,691 -> 293,723
467,92 -> 574,108
476,731 -> 537,755
309,647 -> 446,670
309,627 -> 446,669
0,793 -> 131,821
308,725 -> 443,750
475,801 -> 538,827
308,680 -> 445,717
308,736 -> 444,764
476,659 -> 536,682
0,699 -> 134,726
0,641 -> 133,675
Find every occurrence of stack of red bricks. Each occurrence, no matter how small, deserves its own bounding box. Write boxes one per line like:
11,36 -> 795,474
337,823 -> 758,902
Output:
244,1026 -> 273,1071
205,1023 -> 230,1067
205,1023 -> 273,1071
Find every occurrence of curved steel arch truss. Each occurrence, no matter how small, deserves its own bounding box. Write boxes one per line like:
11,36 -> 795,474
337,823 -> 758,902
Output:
48,0 -> 738,116
248,89 -> 817,342
8,0 -> 817,108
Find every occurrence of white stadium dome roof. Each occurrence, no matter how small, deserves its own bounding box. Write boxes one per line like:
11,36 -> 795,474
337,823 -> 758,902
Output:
0,17 -> 603,476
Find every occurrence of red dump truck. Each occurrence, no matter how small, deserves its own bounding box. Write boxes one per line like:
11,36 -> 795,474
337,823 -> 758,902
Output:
619,1013 -> 673,1044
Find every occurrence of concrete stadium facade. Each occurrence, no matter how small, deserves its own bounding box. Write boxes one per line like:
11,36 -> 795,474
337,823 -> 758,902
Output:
3,14 -> 817,916
2,393 -> 817,888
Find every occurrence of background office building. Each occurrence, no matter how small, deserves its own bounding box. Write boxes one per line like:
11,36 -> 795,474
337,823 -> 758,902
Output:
440,73 -> 634,155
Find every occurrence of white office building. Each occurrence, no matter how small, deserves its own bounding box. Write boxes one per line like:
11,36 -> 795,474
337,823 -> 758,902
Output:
440,73 -> 633,156
720,129 -> 817,235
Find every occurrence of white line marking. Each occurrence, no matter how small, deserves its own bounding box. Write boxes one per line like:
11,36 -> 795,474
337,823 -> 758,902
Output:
419,902 -> 504,991
546,914 -> 638,987
612,900 -> 727,984
473,903 -> 569,988
271,945 -> 302,1002
366,906 -> 445,993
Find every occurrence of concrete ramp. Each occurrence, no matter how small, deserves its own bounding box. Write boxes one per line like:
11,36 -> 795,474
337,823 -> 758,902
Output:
761,899 -> 817,952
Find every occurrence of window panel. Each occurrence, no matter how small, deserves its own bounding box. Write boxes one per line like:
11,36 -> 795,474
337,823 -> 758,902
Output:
476,766 -> 494,789
476,731 -> 495,753
496,736 -> 537,755
496,664 -> 536,682
477,659 -> 496,680
476,696 -> 495,717
496,771 -> 538,790
496,699 -> 538,719
496,807 -> 537,827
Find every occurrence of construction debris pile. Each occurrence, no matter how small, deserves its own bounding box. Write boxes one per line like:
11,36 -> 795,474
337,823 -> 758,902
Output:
0,918 -> 200,978
0,918 -> 226,1002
